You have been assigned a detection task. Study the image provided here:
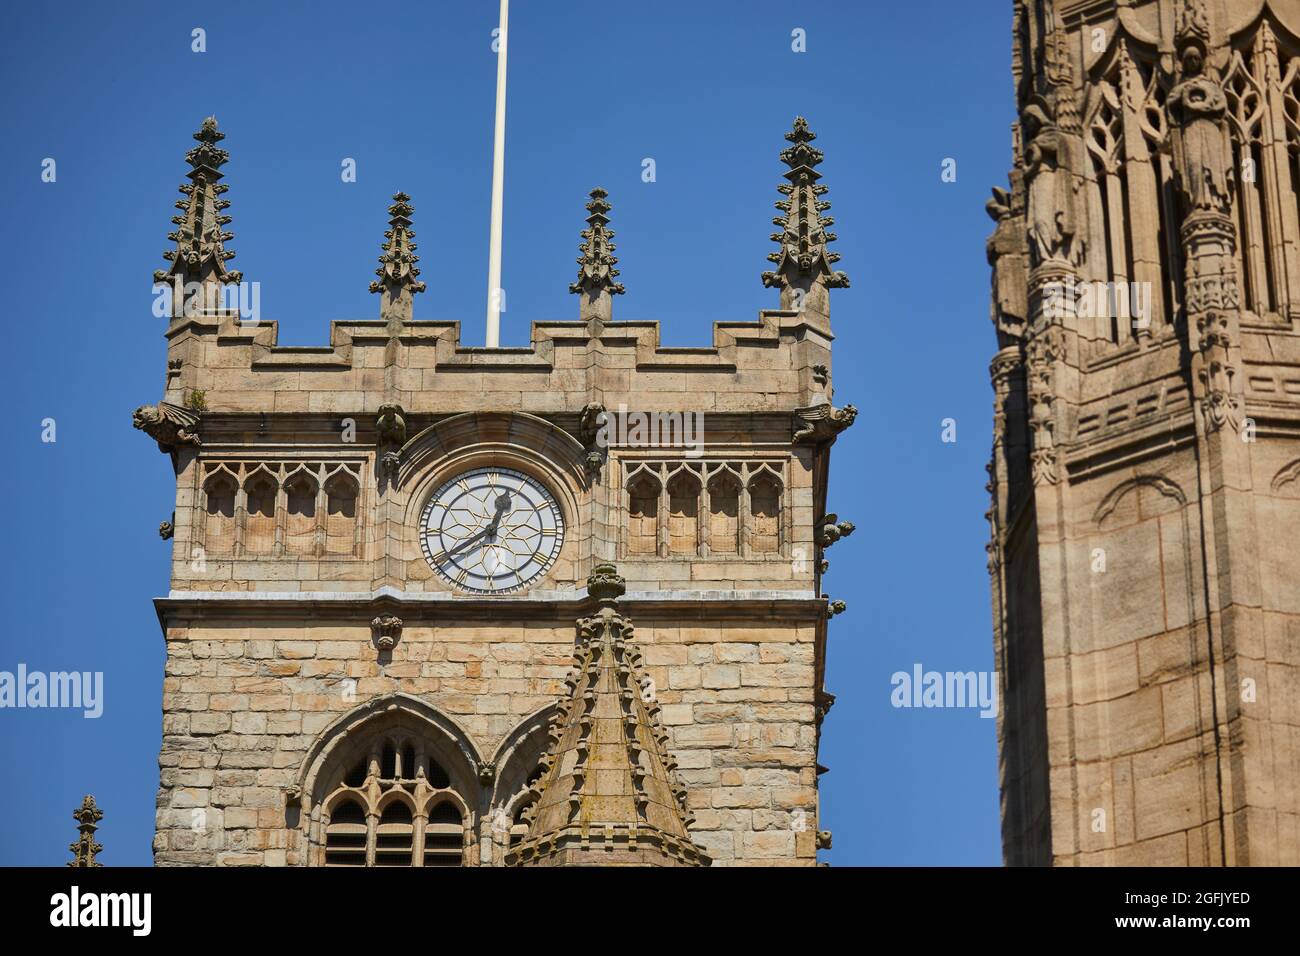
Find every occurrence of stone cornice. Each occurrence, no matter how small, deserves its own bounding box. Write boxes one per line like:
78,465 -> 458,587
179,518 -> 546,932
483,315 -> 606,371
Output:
154,588 -> 825,632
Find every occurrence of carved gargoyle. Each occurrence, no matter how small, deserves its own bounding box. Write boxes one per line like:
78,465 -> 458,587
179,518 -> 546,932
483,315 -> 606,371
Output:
824,596 -> 846,617
376,403 -> 407,448
577,403 -> 607,481
815,690 -> 836,724
816,830 -> 833,850
477,761 -> 496,786
159,521 -> 174,540
793,402 -> 857,446
370,613 -> 403,652
817,514 -> 855,548
132,402 -> 201,453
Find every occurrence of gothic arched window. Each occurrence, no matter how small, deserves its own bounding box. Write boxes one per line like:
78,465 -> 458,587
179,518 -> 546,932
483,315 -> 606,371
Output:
317,730 -> 472,867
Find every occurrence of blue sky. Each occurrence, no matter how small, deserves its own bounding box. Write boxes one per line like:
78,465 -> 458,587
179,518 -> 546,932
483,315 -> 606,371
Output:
0,0 -> 1013,865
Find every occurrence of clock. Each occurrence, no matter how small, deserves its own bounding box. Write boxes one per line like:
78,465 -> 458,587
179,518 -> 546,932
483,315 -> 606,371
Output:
419,467 -> 564,594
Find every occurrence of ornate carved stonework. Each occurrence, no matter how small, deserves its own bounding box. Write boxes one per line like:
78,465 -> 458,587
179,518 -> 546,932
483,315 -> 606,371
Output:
1168,22 -> 1233,216
507,565 -> 709,867
762,117 -> 849,317
815,690 -> 836,725
989,348 -> 1022,445
577,402 -> 607,480
1022,101 -> 1083,268
570,188 -> 624,324
817,514 -> 855,548
369,193 -> 426,323
370,614 -> 403,651
792,402 -> 857,446
133,401 -> 201,453
376,403 -> 407,448
1168,4 -> 1245,434
154,116 -> 242,293
1024,328 -> 1063,486
68,795 -> 103,867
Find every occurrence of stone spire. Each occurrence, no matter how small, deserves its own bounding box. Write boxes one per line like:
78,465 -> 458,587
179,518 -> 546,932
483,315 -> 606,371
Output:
762,117 -> 849,321
369,192 -> 426,324
68,795 -> 103,867
506,564 -> 709,867
155,117 -> 242,310
569,187 -> 625,325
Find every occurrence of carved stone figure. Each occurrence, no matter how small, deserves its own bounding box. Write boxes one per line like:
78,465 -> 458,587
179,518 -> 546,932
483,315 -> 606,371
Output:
375,403 -> 406,448
817,514 -> 856,548
1168,39 -> 1233,215
1022,102 -> 1082,267
370,614 -> 403,652
792,402 -> 857,445
133,402 -> 201,452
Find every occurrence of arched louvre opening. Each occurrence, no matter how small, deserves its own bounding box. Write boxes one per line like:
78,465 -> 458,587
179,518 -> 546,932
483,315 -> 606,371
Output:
374,801 -> 414,867
313,728 -> 472,867
424,802 -> 465,867
324,799 -> 367,867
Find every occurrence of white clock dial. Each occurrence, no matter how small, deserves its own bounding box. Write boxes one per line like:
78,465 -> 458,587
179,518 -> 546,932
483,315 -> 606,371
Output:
420,467 -> 564,594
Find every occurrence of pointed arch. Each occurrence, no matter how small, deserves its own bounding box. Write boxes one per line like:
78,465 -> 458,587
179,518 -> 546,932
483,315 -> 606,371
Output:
1094,474 -> 1187,528
296,694 -> 484,867
296,693 -> 483,802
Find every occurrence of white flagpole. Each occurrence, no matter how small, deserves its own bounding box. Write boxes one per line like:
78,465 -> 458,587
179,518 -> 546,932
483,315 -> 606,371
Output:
485,0 -> 509,348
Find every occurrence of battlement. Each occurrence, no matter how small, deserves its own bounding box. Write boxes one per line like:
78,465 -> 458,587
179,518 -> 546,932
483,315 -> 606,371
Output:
161,309 -> 836,416
149,115 -> 852,419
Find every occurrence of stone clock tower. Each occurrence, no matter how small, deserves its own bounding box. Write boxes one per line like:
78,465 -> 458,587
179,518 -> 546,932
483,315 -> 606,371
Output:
135,116 -> 854,865
987,0 -> 1300,865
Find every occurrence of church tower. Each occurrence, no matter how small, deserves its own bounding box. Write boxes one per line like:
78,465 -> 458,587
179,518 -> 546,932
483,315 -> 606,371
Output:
135,116 -> 853,865
987,0 -> 1300,865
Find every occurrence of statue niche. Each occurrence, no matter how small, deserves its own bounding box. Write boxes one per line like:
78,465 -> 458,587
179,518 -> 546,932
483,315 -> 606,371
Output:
1167,36 -> 1233,216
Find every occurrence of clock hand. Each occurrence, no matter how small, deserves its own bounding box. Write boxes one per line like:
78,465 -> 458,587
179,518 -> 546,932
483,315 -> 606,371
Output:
485,492 -> 512,536
439,493 -> 514,562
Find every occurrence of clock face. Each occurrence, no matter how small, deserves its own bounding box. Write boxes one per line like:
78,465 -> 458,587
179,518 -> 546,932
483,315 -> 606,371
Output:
420,467 -> 564,594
